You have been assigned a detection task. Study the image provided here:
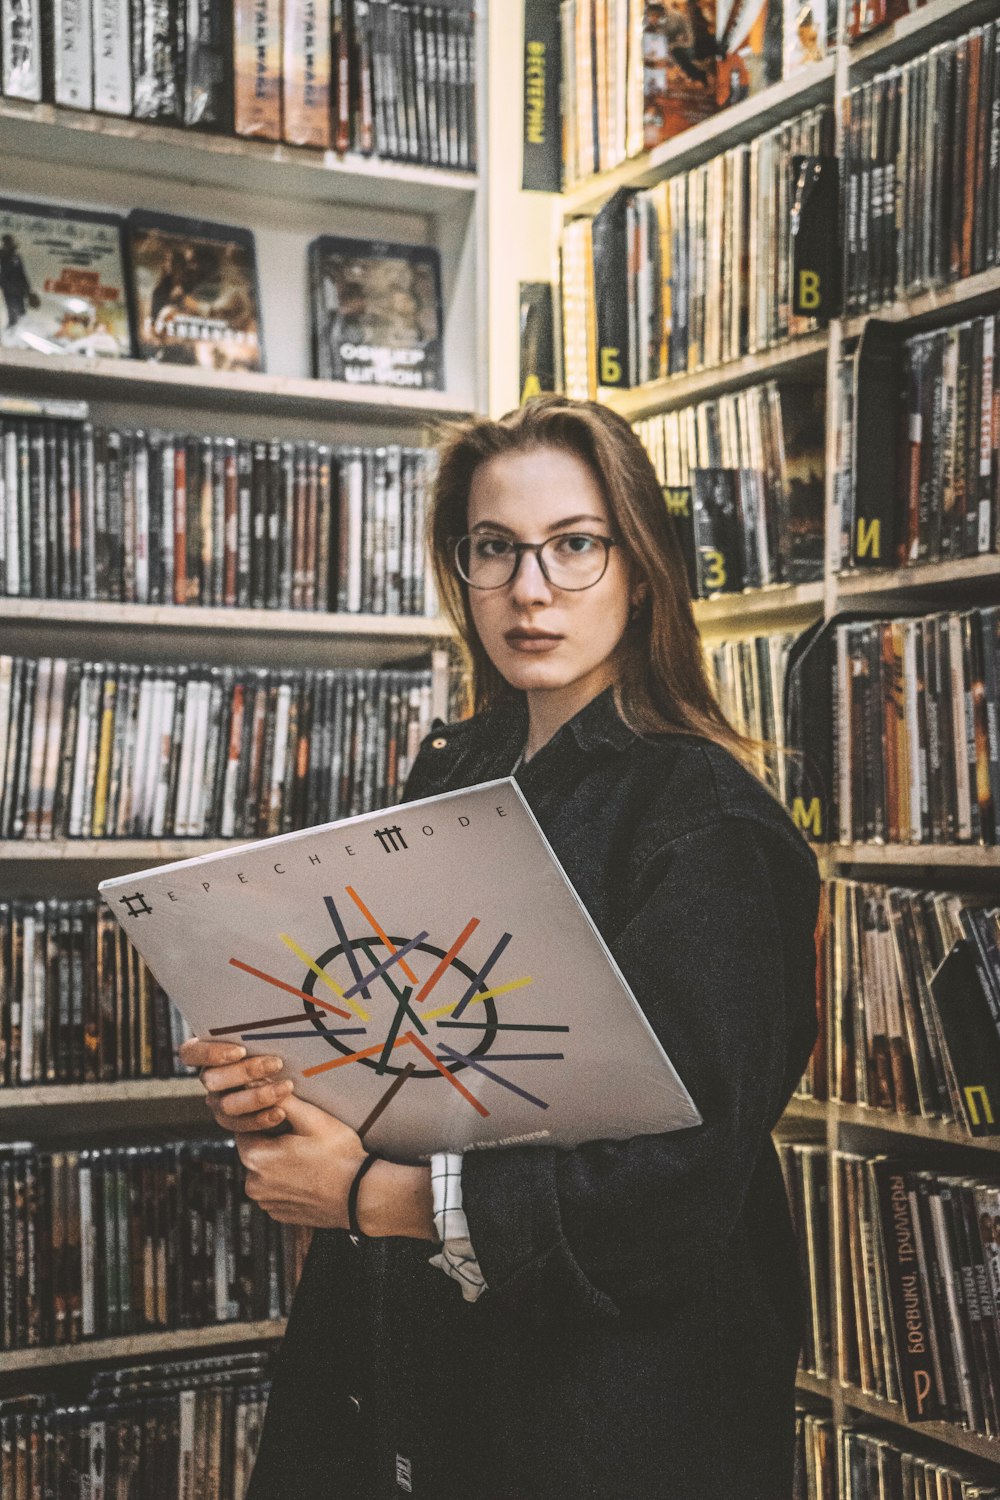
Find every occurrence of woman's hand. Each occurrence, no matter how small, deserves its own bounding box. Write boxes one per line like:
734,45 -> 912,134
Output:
178,1037 -> 294,1132
236,1093 -> 367,1229
178,1037 -> 438,1239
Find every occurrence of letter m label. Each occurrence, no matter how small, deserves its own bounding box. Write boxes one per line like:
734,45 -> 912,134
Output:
792,796 -> 822,838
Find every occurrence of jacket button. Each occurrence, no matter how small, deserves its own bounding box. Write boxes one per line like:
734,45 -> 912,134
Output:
348,1395 -> 362,1414
431,737 -> 447,749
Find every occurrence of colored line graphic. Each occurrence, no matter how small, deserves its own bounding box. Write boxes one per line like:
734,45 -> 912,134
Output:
358,1062 -> 417,1140
436,1044 -> 551,1110
347,886 -> 418,984
220,886 -> 570,1134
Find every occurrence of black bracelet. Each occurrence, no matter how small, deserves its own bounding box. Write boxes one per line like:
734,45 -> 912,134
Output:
347,1152 -> 380,1243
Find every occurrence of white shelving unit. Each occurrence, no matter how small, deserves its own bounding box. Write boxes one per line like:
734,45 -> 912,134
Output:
0,2 -> 487,1387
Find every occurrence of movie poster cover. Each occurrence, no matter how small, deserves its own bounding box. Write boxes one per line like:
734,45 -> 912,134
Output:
0,198 -> 131,357
642,0 -> 719,151
716,0 -> 782,107
309,236 -> 444,390
125,211 -> 264,371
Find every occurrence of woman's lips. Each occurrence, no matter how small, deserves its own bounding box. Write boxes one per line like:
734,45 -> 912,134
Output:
504,631 -> 563,653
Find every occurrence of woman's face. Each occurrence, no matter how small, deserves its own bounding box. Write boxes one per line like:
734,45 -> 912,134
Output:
464,445 -> 635,698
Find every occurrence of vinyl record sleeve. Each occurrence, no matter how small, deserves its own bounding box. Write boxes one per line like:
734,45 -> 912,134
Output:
125,211 -> 264,372
0,199 -> 130,358
99,779 -> 701,1161
308,235 -> 444,390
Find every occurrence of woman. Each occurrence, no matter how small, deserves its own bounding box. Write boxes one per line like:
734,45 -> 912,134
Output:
180,396 -> 820,1499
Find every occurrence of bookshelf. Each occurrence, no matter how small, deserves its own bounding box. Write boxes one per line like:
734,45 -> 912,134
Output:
549,0 -> 1000,1484
560,60 -> 836,217
0,0 -> 488,1401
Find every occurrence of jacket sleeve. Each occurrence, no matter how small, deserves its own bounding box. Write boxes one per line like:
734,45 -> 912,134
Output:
459,816 -> 819,1325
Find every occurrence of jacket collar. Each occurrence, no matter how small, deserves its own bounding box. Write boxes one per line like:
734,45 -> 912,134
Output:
446,684 -> 636,772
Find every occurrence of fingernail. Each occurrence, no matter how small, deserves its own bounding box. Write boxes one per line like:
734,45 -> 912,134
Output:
223,1047 -> 246,1061
263,1057 -> 283,1074
278,1080 -> 294,1095
270,1109 -> 285,1124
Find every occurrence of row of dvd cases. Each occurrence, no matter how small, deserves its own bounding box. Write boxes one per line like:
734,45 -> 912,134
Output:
0,0 -> 483,1436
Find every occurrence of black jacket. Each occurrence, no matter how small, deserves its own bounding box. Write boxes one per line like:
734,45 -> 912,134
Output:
246,686 -> 820,1500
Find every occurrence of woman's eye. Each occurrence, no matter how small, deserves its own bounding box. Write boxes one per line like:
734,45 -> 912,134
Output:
553,533 -> 599,555
473,537 -> 513,559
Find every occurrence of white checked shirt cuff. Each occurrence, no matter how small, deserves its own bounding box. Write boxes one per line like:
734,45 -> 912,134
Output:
428,1152 -> 487,1303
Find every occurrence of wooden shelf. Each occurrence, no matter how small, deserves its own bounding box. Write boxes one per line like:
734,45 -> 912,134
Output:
828,1101 -> 1000,1154
0,598 -> 453,641
694,581 -> 825,634
837,553 -> 1000,599
0,98 -> 478,213
0,1320 -> 287,1375
781,1096 -> 829,1124
0,839 -> 234,862
561,61 -> 835,217
0,347 -> 475,423
840,1384 -> 1000,1467
601,333 -> 828,423
830,844 -> 1000,869
842,266 -> 1000,343
846,0 -> 1000,79
796,1369 -> 835,1401
0,1078 -> 202,1110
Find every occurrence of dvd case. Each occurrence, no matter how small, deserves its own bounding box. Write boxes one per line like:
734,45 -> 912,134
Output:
233,0 -> 282,139
92,0 -> 133,115
124,211 -> 264,372
0,199 -> 131,358
308,235 -> 444,389
52,0 -> 94,109
283,0 -> 332,147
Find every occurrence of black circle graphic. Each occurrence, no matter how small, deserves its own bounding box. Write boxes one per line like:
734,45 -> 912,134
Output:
299,936 -> 501,1078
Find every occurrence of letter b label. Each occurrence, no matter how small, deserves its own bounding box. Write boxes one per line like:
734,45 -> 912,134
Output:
798,270 -> 821,311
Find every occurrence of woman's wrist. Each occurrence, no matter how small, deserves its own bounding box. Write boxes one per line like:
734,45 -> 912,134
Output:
356,1159 -> 438,1241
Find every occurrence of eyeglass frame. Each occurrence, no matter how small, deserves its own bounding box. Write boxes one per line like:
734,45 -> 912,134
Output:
450,531 -> 621,591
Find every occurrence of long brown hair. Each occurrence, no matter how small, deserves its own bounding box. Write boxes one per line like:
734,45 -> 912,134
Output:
429,394 -> 759,769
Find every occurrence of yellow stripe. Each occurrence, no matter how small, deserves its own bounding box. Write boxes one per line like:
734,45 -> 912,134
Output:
279,933 -> 370,1023
423,975 -> 533,1022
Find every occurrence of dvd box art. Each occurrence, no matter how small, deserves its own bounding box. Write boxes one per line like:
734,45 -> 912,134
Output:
124,211 -> 264,372
51,0 -> 93,109
642,0 -> 719,151
283,0 -> 332,147
716,0 -> 782,108
0,199 -> 130,359
309,235 -> 444,390
233,0 -> 282,139
183,0 -> 232,127
92,0 -> 133,115
1,0 -> 42,101
130,0 -> 181,121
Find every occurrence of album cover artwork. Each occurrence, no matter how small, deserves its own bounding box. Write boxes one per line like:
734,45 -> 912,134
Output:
309,235 -> 444,390
0,198 -> 131,357
125,210 -> 264,371
100,780 -> 701,1160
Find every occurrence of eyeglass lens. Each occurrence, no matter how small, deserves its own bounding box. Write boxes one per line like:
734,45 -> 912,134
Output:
457,534 -> 609,590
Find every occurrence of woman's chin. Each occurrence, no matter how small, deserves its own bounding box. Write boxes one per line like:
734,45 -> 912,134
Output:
498,656 -> 578,692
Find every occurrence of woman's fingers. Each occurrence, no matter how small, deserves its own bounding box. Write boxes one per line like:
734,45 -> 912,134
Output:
178,1038 -> 246,1069
201,1054 -> 285,1096
208,1079 -> 294,1122
210,1104 -> 288,1133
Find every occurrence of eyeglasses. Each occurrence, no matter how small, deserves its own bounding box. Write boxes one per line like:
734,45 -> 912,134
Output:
452,532 -> 619,591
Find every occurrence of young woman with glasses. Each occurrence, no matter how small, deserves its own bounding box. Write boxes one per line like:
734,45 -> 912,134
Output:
181,396 -> 820,1500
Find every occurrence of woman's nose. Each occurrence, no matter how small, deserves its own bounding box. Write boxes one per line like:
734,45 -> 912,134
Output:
509,548 -> 554,604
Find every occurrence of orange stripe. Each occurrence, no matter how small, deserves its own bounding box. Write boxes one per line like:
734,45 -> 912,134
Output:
228,958 -> 353,1020
301,1034 -> 413,1077
403,1031 -> 489,1117
413,917 -> 480,1004
346,885 -> 418,984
